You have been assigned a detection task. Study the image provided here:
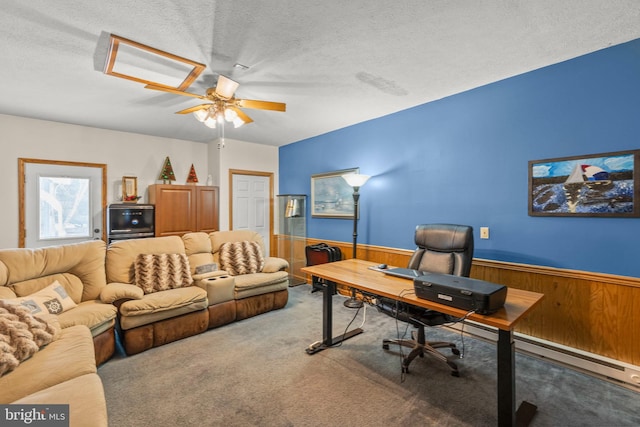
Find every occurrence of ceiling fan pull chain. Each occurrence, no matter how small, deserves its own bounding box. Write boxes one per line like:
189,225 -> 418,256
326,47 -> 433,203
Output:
218,118 -> 225,149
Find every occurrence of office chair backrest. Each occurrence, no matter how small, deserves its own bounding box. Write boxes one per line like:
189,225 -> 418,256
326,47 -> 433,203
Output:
406,224 -> 474,277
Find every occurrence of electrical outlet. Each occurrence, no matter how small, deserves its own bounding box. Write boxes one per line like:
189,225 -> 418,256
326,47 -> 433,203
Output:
480,227 -> 490,239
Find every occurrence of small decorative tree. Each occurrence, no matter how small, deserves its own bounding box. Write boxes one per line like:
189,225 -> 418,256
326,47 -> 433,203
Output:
186,164 -> 199,184
158,156 -> 176,184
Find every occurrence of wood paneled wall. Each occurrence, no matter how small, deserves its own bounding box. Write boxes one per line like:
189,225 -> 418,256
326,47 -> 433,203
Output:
274,235 -> 640,366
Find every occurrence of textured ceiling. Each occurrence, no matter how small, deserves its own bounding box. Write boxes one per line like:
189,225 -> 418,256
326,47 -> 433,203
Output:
1,1 -> 639,147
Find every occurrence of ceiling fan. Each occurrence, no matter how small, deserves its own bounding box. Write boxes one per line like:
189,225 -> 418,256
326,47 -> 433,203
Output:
144,75 -> 286,129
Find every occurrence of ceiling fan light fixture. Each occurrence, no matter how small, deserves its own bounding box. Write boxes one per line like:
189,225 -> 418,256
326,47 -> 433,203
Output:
224,108 -> 238,121
147,74 -> 285,141
193,109 -> 209,122
203,116 -> 217,128
232,117 -> 245,128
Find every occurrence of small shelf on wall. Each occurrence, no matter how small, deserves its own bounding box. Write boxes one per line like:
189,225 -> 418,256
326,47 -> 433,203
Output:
277,194 -> 307,286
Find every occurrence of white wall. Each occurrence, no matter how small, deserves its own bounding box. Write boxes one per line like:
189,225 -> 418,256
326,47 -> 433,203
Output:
213,138 -> 280,231
0,114 -> 210,248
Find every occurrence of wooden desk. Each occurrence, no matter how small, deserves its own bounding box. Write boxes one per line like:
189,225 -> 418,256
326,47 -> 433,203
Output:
302,259 -> 544,427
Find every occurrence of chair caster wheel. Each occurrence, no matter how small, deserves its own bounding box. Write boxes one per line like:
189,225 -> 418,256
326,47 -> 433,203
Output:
382,343 -> 389,350
402,366 -> 409,374
452,348 -> 460,356
451,371 -> 460,377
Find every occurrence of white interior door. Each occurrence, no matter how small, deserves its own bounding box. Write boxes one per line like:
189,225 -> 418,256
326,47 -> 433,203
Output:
232,174 -> 270,254
24,162 -> 104,248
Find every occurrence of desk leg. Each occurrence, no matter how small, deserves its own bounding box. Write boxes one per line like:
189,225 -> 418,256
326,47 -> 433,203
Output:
306,280 -> 363,354
497,329 -> 537,427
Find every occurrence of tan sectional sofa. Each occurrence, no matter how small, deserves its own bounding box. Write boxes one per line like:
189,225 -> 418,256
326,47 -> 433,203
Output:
0,240 -> 118,365
0,230 -> 289,423
102,230 -> 289,355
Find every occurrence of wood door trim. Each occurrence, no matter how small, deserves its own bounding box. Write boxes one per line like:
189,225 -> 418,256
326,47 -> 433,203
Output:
228,169 -> 274,254
18,158 -> 107,248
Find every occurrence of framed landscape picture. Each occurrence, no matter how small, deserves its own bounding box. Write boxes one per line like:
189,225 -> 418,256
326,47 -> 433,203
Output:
311,168 -> 358,218
528,150 -> 640,217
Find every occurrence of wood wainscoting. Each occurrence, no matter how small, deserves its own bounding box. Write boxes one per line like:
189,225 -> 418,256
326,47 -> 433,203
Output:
286,236 -> 640,371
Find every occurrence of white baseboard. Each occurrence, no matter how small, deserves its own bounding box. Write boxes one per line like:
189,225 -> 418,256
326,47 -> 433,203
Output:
446,321 -> 640,391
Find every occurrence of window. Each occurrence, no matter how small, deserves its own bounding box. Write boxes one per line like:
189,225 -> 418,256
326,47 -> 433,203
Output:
19,158 -> 106,248
38,176 -> 91,240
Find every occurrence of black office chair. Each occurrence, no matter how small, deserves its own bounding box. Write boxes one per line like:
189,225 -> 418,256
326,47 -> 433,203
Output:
379,224 -> 474,376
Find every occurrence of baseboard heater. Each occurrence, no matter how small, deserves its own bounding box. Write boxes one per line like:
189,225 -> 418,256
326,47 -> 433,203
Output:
445,321 -> 640,391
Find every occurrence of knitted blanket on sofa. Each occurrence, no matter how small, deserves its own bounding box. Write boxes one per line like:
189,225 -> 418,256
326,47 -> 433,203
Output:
0,300 -> 60,377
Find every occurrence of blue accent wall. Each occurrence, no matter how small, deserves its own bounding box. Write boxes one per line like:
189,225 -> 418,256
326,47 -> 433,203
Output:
279,39 -> 640,278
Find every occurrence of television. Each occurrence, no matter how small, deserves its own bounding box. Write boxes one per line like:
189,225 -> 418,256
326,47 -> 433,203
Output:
107,204 -> 155,238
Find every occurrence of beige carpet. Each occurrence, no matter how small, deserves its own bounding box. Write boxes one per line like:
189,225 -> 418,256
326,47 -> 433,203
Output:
98,285 -> 640,426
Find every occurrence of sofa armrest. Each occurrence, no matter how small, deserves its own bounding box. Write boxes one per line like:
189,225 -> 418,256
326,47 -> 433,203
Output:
263,257 -> 289,273
195,275 -> 235,305
100,282 -> 144,304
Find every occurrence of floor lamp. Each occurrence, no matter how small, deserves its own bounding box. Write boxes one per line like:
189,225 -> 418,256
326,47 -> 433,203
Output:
342,172 -> 370,308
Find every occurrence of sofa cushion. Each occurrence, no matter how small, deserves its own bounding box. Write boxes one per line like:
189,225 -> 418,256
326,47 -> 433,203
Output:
6,280 -> 77,315
119,286 -> 208,318
0,301 -> 60,378
134,254 -> 194,294
10,273 -> 84,305
183,232 -> 218,276
106,236 -> 186,285
233,271 -> 289,299
0,240 -> 107,302
0,325 -> 96,403
12,373 -> 108,427
57,300 -> 117,336
118,287 -> 208,330
0,287 -> 16,299
219,241 -> 265,276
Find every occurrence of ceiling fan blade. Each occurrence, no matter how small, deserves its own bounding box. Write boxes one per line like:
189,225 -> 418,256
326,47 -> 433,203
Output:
215,75 -> 239,99
144,84 -> 205,99
228,106 -> 254,124
175,104 -> 212,114
236,99 -> 286,112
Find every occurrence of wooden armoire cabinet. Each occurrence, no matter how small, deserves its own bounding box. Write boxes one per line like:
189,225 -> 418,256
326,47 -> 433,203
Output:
148,184 -> 219,237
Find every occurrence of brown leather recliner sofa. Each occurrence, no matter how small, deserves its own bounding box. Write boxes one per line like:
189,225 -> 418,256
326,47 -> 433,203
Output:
213,230 -> 289,318
101,230 -> 289,355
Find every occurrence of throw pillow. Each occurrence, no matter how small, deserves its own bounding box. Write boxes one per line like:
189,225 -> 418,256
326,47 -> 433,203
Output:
218,241 -> 265,276
7,280 -> 77,316
0,300 -> 60,378
134,253 -> 194,294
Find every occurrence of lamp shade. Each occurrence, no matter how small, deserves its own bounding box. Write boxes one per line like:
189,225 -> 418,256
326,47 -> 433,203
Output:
215,75 -> 240,99
342,173 -> 370,188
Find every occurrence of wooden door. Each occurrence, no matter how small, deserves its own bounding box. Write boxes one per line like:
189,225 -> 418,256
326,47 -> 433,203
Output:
196,186 -> 219,233
149,184 -> 197,237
